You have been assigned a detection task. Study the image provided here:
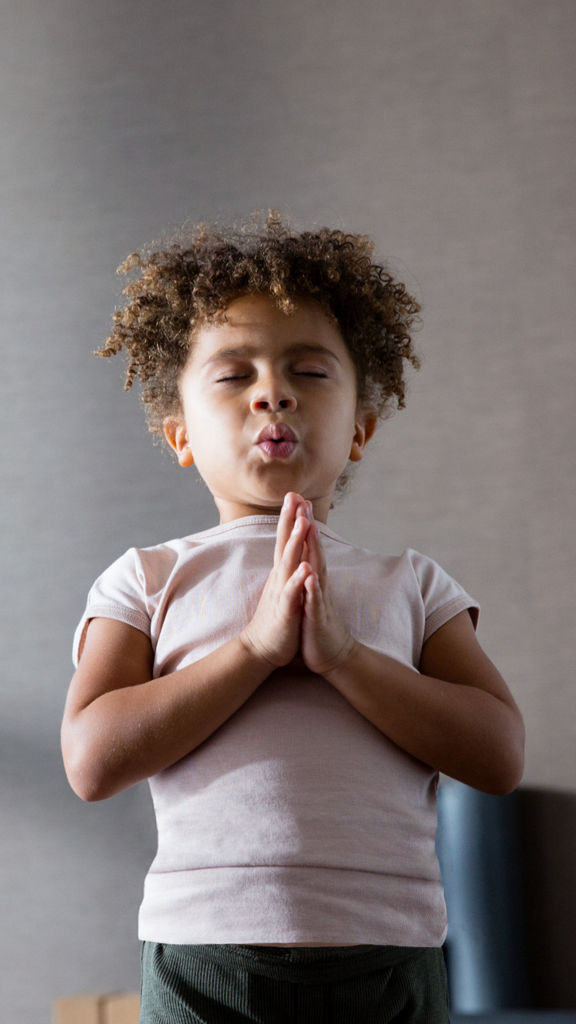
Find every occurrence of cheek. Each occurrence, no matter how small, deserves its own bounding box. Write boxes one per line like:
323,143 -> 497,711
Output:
188,401 -> 238,452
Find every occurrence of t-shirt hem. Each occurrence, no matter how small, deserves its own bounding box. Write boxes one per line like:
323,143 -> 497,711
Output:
73,602 -> 151,665
424,596 -> 479,644
138,865 -> 447,948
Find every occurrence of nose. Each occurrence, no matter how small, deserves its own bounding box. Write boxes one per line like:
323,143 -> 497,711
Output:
249,376 -> 297,413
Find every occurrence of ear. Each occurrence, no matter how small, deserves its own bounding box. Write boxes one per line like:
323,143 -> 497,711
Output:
163,416 -> 194,467
349,410 -> 378,463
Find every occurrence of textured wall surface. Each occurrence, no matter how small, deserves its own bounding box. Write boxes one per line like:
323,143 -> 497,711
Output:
1,1 -> 574,1019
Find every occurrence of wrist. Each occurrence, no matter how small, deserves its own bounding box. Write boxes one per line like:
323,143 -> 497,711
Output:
317,634 -> 359,680
238,628 -> 283,672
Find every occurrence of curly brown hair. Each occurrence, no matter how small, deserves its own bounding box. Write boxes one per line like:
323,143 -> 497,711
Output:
97,211 -> 421,495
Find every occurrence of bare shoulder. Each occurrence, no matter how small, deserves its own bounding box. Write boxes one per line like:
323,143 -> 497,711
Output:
64,617 -> 154,719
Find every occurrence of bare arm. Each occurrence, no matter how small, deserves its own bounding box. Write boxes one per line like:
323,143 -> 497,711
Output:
62,495 -> 313,802
322,611 -> 525,794
61,621 -> 273,801
293,513 -> 525,795
63,493 -> 524,802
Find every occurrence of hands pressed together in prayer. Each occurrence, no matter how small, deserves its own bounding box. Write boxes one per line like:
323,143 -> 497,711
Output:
241,492 -> 356,676
64,491 -> 525,799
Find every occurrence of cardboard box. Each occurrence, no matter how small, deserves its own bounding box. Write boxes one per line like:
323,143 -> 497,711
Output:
53,992 -> 140,1024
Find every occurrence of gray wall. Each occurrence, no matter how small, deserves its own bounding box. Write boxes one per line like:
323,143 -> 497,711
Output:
1,1 -> 575,1019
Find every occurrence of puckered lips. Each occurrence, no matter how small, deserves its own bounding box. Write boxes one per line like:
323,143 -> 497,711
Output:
254,422 -> 299,459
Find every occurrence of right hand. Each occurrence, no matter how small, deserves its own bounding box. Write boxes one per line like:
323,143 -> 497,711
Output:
240,492 -> 313,667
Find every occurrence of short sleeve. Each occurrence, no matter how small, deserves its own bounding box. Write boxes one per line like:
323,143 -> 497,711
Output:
406,549 -> 480,643
72,548 -> 151,666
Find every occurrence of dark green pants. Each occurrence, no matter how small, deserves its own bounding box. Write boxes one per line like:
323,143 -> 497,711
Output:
139,942 -> 450,1023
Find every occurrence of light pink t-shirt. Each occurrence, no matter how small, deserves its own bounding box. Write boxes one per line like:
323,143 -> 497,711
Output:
73,516 -> 479,946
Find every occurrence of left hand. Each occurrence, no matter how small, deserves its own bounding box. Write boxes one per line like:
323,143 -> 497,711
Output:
299,505 -> 356,676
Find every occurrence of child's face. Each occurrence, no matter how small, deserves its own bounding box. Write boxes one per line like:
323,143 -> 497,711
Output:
163,293 -> 376,523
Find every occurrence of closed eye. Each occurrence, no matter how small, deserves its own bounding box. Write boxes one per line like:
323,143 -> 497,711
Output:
216,371 -> 327,382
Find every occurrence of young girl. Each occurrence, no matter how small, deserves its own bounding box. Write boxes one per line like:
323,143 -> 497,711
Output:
62,212 -> 524,1023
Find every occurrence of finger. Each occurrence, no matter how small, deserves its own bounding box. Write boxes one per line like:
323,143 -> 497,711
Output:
274,508 -> 309,583
274,493 -> 299,565
282,561 -> 310,610
304,570 -> 318,601
303,571 -> 324,622
306,523 -> 326,585
282,513 -> 311,573
306,522 -> 319,573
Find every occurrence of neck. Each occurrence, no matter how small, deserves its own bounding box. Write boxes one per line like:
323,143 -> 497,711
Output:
214,496 -> 331,524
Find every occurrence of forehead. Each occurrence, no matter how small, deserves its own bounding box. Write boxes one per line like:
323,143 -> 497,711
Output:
188,293 -> 353,367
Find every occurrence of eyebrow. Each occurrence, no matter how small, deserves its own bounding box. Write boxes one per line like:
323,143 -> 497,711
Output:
201,343 -> 343,369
